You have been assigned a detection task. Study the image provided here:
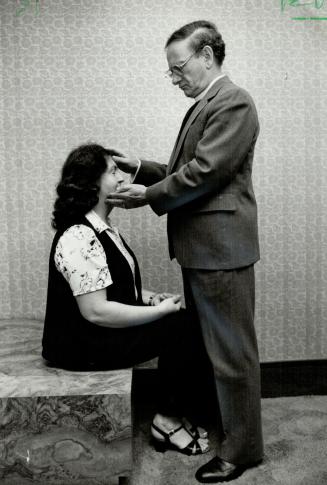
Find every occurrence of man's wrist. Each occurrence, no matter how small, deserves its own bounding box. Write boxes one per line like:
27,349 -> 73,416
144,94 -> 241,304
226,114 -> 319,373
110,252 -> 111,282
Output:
130,159 -> 142,183
143,185 -> 148,203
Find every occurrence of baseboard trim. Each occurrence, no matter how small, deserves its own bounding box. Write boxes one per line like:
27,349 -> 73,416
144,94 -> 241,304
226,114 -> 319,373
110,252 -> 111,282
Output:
134,359 -> 327,398
260,359 -> 327,398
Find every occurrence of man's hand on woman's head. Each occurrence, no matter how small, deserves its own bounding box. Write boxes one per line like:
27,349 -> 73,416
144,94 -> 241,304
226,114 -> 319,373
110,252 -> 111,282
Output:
106,183 -> 147,209
112,156 -> 140,174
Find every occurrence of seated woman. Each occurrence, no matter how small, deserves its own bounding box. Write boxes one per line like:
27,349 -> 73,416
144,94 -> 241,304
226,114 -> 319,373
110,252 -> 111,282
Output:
42,143 -> 210,456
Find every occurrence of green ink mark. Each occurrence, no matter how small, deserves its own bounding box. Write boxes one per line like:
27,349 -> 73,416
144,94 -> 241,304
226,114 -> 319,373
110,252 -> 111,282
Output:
15,0 -> 30,17
281,0 -> 325,12
15,0 -> 40,17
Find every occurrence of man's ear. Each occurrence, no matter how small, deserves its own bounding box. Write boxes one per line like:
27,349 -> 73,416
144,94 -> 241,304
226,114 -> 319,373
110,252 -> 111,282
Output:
202,45 -> 214,68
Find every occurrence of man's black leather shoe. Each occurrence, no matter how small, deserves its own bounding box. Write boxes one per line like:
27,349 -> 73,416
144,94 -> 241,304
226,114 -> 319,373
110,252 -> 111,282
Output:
195,456 -> 261,483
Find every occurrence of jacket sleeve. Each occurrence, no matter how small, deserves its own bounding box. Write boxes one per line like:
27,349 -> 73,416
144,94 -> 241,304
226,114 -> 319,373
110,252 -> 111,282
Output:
146,88 -> 259,216
134,159 -> 167,186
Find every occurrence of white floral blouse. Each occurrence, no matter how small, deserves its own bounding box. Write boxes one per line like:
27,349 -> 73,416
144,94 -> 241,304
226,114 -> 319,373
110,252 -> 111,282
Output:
54,210 -> 137,297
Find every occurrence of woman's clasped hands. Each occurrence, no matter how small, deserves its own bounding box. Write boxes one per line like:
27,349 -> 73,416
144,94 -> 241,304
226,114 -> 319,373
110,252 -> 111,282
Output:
148,291 -> 182,313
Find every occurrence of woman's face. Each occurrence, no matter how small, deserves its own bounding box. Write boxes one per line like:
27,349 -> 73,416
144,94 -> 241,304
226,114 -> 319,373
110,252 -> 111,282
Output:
98,156 -> 124,201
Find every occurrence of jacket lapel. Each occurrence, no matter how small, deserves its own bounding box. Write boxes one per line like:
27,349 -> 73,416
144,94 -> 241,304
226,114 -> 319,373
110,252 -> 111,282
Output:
167,76 -> 230,174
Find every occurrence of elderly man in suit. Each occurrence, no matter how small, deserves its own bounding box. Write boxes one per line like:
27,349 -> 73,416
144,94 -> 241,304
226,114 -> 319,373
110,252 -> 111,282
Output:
108,20 -> 264,483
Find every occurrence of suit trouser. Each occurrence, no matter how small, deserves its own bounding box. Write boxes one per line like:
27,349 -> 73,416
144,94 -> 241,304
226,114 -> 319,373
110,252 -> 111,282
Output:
182,265 -> 264,465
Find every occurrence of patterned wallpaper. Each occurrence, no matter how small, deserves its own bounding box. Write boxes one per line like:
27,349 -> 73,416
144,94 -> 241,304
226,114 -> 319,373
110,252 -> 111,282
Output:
0,0 -> 326,361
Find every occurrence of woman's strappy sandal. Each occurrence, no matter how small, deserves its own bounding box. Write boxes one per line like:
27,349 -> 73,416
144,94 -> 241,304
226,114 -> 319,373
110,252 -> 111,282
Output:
182,417 -> 208,439
151,422 -> 209,455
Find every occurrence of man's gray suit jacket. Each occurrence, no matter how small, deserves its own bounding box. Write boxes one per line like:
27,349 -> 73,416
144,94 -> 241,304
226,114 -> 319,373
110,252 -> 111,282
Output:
135,76 -> 260,270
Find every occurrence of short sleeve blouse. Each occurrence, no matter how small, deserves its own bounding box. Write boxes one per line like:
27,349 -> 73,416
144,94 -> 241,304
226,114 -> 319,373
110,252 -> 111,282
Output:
54,224 -> 112,296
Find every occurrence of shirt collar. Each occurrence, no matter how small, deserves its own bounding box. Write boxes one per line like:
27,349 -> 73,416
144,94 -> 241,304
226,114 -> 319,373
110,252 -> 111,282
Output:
194,73 -> 226,102
85,210 -> 113,234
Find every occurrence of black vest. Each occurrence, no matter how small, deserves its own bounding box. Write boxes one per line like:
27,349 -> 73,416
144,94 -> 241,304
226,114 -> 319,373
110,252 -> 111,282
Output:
42,217 -> 143,366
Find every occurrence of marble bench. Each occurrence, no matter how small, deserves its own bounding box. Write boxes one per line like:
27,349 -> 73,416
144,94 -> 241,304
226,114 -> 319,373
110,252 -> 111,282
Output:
0,319 -> 133,485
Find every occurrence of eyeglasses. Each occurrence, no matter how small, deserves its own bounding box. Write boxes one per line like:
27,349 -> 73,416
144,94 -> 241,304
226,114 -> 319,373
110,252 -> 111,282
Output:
165,50 -> 199,78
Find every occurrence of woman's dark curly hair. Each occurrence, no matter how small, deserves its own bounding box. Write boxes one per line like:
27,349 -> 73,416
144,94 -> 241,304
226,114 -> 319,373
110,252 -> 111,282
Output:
52,143 -> 121,231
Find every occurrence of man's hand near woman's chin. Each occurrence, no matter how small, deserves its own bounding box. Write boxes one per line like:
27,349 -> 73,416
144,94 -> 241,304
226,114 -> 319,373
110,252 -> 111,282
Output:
107,183 -> 147,209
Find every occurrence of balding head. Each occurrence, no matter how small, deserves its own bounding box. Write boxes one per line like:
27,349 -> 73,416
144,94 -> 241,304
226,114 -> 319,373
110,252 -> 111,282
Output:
165,20 -> 225,67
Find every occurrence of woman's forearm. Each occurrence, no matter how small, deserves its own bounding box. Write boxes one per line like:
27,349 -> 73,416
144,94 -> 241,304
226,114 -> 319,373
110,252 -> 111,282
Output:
81,299 -> 165,328
76,288 -> 180,328
79,300 -> 165,328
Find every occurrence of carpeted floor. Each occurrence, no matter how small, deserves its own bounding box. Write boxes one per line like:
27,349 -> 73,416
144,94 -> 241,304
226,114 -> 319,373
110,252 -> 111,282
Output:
131,380 -> 327,485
